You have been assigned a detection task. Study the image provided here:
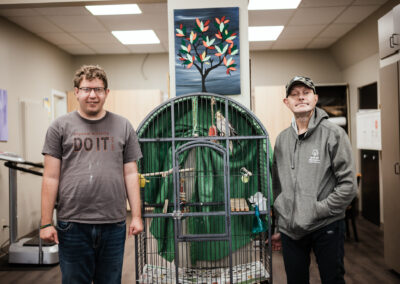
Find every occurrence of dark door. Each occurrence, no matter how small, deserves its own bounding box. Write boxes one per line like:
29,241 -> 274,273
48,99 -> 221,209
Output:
359,82 -> 380,226
359,83 -> 377,109
360,150 -> 380,225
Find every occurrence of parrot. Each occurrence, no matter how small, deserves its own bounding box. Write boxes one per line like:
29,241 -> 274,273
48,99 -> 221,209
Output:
215,111 -> 237,152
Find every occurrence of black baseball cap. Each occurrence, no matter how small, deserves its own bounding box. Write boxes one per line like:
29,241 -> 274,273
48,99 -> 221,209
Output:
286,76 -> 316,97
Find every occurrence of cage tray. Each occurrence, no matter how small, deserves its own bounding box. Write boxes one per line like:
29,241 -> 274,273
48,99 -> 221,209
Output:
138,260 -> 269,284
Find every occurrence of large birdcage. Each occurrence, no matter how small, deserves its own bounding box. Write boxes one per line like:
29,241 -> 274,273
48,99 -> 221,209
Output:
135,93 -> 273,284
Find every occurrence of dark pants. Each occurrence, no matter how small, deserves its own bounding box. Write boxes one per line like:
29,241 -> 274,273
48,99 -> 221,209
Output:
57,221 -> 126,284
281,219 -> 346,284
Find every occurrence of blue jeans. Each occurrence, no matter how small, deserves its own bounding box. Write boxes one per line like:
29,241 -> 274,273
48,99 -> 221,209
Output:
281,219 -> 346,284
57,220 -> 126,284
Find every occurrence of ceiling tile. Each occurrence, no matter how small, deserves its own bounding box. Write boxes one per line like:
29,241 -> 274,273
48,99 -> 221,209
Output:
249,10 -> 294,26
279,25 -> 326,39
0,8 -> 39,17
249,41 -> 274,51
319,23 -> 356,38
57,43 -> 95,55
125,44 -> 166,53
37,32 -> 81,45
272,38 -> 311,50
90,43 -> 130,54
7,16 -> 63,33
289,6 -> 347,25
138,3 -> 168,14
153,28 -> 168,45
306,37 -> 337,49
34,6 -> 90,16
300,0 -> 353,7
334,5 -> 380,24
72,32 -> 121,44
47,15 -> 106,32
0,0 -> 390,54
98,14 -> 167,30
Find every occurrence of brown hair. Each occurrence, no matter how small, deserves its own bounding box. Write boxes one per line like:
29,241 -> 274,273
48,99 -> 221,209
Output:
73,65 -> 108,89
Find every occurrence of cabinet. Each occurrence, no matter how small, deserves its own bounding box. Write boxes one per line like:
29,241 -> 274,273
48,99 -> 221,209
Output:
378,4 -> 400,59
379,61 -> 400,273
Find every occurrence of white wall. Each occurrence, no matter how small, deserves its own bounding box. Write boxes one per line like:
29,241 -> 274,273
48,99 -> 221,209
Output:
0,16 -> 72,245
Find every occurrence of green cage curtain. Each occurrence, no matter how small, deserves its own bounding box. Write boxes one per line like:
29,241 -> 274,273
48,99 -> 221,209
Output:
138,95 -> 273,264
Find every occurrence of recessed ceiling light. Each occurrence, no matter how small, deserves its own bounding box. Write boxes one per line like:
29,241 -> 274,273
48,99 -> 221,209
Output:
249,26 -> 284,41
112,30 -> 160,45
85,4 -> 142,15
248,0 -> 301,10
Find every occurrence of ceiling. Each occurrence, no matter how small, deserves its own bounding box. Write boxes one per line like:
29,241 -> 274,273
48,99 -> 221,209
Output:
0,0 -> 389,55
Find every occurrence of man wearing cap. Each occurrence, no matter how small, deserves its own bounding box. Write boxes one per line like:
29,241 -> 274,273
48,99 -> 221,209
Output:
270,76 -> 357,284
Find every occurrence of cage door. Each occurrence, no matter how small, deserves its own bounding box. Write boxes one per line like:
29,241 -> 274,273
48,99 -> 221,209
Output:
174,141 -> 230,241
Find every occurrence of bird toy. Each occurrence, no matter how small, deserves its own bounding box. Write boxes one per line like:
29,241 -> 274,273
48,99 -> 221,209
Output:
208,98 -> 217,137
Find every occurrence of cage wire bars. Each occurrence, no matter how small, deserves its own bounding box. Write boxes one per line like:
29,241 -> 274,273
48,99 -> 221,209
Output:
135,93 -> 273,284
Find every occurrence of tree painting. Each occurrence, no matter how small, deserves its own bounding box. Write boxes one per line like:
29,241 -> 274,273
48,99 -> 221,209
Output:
174,7 -> 240,96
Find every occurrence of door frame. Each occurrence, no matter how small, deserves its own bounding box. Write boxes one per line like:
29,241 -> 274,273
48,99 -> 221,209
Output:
51,89 -> 67,121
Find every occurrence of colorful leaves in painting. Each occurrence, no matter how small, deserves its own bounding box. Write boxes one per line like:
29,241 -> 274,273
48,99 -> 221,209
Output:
176,14 -> 239,80
223,56 -> 237,75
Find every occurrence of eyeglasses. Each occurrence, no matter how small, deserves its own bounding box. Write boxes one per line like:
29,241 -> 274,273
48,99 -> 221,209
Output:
78,87 -> 106,95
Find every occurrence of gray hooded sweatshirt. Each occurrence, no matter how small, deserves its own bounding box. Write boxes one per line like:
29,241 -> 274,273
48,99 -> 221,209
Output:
273,107 -> 357,240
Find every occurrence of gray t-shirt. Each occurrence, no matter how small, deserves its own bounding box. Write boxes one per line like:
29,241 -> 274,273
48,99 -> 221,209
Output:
42,111 -> 142,224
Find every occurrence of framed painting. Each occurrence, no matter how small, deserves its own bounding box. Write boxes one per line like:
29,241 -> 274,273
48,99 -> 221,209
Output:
174,7 -> 240,96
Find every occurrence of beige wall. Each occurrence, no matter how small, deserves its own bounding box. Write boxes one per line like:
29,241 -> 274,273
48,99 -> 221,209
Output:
72,54 -> 170,94
250,50 -> 343,87
0,16 -> 72,245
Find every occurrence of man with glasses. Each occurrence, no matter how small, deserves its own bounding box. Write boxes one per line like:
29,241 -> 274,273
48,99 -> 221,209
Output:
40,65 -> 143,284
270,76 -> 357,284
